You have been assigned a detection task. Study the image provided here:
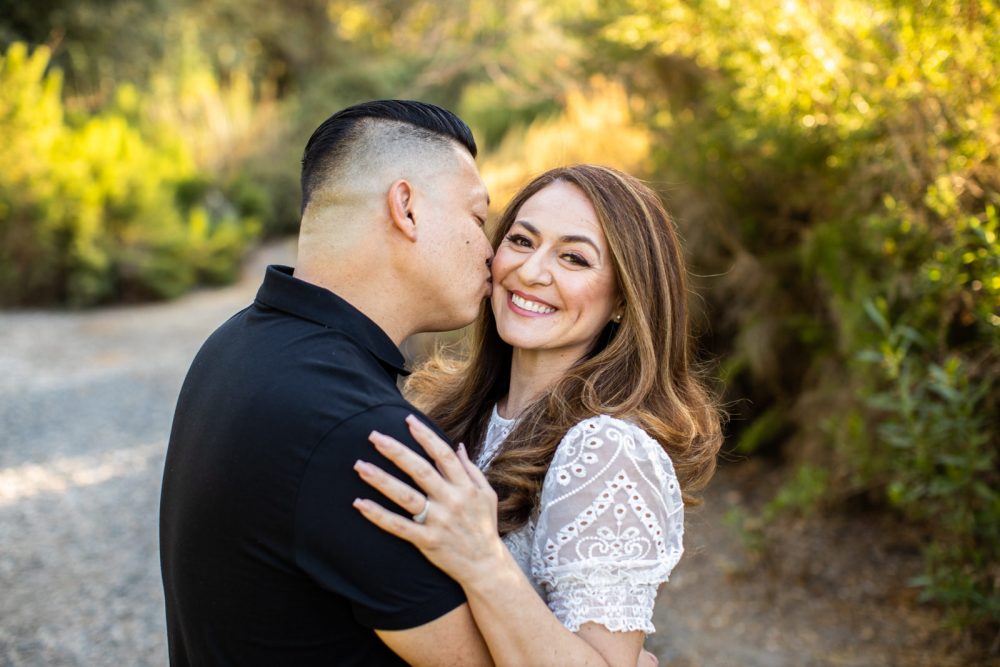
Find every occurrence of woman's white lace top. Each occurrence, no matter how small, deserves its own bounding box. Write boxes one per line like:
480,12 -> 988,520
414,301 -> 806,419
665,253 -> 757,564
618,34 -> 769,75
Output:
477,405 -> 684,634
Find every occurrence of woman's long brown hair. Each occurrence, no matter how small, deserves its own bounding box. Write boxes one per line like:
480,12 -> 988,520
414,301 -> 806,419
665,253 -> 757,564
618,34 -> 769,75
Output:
406,165 -> 723,536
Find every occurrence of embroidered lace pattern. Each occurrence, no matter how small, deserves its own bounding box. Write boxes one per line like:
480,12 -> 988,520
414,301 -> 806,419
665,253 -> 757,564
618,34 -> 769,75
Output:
478,409 -> 684,634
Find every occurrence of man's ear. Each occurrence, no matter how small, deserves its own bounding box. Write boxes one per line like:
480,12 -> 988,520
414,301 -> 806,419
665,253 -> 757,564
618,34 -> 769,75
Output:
387,179 -> 418,242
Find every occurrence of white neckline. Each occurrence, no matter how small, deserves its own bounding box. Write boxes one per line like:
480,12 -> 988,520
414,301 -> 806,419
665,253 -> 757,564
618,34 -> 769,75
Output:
491,402 -> 516,426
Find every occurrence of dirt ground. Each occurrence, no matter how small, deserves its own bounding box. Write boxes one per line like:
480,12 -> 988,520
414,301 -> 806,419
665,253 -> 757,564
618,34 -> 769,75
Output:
0,238 -> 991,666
652,459 -> 993,666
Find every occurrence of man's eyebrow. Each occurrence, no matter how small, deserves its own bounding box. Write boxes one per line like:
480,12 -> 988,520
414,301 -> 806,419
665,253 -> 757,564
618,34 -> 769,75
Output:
511,220 -> 602,256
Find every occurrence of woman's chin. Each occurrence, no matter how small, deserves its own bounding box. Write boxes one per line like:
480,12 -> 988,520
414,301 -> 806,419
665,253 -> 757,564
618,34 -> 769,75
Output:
497,330 -> 543,352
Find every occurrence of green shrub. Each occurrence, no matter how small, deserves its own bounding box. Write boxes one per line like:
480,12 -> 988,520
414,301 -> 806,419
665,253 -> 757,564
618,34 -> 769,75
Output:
0,43 -> 260,306
580,0 -> 1000,637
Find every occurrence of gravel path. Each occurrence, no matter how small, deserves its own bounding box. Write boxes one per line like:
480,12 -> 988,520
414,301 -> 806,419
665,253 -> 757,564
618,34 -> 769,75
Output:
0,239 -> 980,666
0,242 -> 291,666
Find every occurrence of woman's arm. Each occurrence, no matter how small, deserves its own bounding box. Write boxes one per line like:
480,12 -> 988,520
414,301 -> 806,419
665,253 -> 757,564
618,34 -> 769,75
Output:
352,415 -> 645,667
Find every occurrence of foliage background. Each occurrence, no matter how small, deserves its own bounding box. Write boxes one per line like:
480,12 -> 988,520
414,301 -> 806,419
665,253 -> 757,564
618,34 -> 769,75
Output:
1,0 -> 997,650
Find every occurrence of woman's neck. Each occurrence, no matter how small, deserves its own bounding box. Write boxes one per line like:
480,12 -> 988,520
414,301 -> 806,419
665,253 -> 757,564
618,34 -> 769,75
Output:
499,349 -> 579,419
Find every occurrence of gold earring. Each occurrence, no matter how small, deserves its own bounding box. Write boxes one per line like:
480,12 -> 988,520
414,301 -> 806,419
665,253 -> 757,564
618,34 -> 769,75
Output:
613,313 -> 623,323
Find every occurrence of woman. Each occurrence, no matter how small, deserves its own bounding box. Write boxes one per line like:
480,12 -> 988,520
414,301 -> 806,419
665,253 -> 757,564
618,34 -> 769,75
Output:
353,165 -> 722,666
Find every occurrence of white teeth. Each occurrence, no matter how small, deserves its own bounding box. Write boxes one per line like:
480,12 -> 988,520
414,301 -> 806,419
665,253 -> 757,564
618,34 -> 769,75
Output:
511,293 -> 556,314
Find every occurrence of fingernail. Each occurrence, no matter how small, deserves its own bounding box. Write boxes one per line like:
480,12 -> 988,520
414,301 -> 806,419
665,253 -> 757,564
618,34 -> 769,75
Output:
372,436 -> 396,452
458,442 -> 466,454
353,498 -> 371,511
354,459 -> 370,473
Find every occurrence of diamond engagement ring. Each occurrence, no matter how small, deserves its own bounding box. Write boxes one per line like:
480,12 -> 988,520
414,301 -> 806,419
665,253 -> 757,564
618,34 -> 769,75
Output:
412,497 -> 430,524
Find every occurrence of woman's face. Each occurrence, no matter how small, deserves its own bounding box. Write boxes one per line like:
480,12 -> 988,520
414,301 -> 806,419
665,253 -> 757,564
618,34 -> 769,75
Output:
490,180 -> 619,361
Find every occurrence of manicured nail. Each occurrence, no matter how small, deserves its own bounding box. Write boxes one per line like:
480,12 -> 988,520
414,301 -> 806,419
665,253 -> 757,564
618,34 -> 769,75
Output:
371,435 -> 396,452
353,498 -> 375,512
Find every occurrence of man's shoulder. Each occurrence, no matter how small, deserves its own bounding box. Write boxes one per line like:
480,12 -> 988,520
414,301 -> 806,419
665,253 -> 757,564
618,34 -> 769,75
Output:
179,306 -> 406,436
302,402 -> 447,482
328,401 -> 427,438
204,306 -> 393,383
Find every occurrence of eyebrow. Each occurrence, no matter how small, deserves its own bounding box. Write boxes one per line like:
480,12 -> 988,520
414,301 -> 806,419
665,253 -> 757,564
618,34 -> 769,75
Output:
513,220 -> 602,257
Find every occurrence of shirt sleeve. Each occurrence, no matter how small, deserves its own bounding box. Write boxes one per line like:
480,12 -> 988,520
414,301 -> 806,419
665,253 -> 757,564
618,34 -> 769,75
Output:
530,416 -> 684,634
293,404 -> 466,631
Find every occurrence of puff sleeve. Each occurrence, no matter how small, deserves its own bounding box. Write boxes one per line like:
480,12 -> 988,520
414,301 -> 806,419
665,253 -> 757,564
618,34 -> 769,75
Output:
530,416 -> 684,633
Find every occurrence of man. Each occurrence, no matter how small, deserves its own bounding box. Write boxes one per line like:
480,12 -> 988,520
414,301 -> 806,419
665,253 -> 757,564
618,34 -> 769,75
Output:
160,100 -> 495,665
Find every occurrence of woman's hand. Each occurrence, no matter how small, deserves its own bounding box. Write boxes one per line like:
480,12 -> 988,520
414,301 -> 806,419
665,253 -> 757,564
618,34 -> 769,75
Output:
353,415 -> 508,584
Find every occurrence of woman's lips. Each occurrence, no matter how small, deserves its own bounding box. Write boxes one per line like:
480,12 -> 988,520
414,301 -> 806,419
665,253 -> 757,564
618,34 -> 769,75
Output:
507,291 -> 557,316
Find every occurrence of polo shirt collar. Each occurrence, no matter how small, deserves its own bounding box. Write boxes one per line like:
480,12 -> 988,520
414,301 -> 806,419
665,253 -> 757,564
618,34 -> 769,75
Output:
254,265 -> 410,377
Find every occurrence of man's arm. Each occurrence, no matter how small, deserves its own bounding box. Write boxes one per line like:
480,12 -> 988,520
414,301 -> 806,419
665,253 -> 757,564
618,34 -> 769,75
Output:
376,603 -> 493,666
294,404 -> 494,666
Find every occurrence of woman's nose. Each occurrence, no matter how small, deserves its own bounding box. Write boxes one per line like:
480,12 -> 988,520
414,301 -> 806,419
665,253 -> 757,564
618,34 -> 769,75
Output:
517,250 -> 553,285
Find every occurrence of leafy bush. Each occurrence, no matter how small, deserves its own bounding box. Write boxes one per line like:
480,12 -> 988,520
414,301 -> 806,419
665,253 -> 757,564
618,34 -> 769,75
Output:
0,43 -> 261,306
480,77 -> 653,208
578,0 -> 999,637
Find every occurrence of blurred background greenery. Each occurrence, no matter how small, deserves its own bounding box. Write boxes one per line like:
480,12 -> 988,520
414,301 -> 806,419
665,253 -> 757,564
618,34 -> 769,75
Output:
1,0 -> 997,651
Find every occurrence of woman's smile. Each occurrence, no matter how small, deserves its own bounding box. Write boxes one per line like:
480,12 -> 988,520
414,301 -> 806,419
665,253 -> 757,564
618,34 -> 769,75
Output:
508,291 -> 557,316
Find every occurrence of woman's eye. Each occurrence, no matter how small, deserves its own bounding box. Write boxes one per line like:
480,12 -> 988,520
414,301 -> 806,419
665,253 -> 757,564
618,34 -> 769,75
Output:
506,234 -> 532,248
563,253 -> 591,267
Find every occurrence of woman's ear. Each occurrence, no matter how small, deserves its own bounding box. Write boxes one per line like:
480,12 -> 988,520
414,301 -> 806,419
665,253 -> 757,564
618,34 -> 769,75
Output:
614,296 -> 627,322
387,179 -> 418,242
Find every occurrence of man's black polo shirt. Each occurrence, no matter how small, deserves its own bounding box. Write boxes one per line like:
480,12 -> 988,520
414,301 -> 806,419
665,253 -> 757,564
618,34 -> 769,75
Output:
159,265 -> 465,666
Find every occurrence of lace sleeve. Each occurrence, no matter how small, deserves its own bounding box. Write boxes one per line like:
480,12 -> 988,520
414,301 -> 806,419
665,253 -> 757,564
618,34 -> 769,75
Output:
530,415 -> 684,634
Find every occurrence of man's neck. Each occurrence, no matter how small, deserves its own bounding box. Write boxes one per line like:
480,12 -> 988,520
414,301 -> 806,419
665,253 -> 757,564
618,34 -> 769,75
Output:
293,263 -> 413,347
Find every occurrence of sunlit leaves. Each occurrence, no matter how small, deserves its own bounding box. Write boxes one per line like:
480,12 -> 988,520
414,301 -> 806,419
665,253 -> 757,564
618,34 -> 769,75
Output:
480,77 -> 652,208
579,0 -> 1000,632
0,43 -> 260,306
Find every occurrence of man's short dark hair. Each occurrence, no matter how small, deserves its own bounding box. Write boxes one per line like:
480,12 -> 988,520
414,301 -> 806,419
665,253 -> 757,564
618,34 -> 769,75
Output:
300,100 -> 477,213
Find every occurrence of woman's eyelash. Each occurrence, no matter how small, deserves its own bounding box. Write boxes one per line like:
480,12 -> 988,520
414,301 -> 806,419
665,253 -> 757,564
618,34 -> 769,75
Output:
506,233 -> 531,247
506,234 -> 591,266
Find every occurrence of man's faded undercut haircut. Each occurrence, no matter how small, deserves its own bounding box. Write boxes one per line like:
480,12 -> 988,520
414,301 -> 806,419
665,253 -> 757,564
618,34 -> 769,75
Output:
299,100 -> 478,215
